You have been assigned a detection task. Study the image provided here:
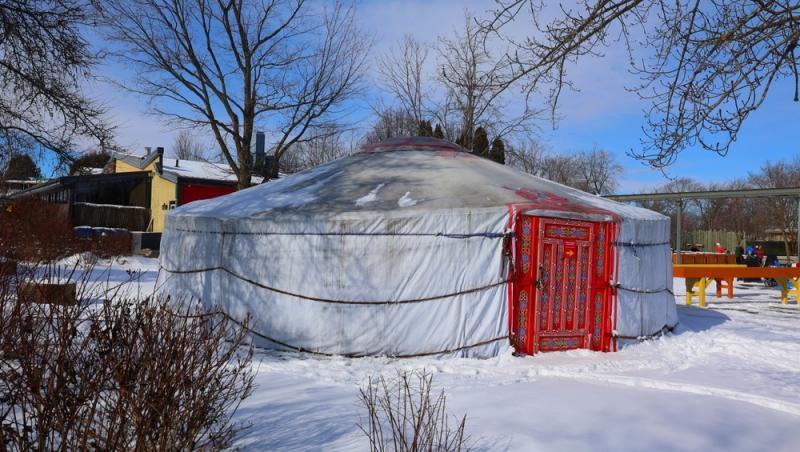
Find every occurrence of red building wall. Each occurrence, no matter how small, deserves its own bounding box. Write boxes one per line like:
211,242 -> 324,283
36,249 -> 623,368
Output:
178,182 -> 237,206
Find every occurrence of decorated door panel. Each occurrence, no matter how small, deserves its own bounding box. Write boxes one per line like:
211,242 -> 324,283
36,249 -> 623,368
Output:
511,215 -> 614,355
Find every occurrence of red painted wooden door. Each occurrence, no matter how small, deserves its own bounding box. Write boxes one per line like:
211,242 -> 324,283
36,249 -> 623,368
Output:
511,216 -> 613,355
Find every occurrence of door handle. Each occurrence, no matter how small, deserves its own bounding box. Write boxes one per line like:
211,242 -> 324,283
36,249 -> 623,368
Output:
535,265 -> 545,289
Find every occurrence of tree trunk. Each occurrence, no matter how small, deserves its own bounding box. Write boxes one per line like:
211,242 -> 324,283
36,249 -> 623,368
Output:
783,231 -> 791,261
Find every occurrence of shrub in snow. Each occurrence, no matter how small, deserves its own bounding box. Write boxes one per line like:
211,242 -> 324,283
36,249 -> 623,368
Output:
0,260 -> 255,450
359,369 -> 468,452
0,199 -> 77,262
0,199 -> 132,262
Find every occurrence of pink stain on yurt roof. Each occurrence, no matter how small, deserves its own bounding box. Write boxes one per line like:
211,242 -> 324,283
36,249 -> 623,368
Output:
505,186 -> 621,221
360,136 -> 464,153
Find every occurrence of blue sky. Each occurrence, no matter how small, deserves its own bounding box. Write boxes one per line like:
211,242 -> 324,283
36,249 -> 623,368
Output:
546,74 -> 800,193
76,0 -> 799,194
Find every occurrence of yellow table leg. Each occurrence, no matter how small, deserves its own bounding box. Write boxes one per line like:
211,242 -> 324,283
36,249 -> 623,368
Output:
686,278 -> 697,306
776,278 -> 789,304
791,277 -> 800,305
698,277 -> 708,308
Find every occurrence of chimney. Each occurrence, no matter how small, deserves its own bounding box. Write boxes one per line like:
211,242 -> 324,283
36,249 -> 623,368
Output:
254,131 -> 266,173
156,147 -> 164,174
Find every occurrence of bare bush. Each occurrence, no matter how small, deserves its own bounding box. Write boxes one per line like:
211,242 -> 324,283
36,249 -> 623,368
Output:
0,199 -> 77,262
0,199 -> 132,262
358,370 -> 467,452
0,260 -> 255,451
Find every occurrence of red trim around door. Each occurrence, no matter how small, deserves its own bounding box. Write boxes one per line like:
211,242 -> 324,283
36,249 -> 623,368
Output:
510,212 -> 616,355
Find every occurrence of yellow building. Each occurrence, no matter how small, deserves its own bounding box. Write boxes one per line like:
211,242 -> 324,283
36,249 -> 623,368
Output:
113,147 -> 240,232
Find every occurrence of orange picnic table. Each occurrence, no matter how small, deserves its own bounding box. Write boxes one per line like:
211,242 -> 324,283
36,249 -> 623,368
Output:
672,264 -> 800,307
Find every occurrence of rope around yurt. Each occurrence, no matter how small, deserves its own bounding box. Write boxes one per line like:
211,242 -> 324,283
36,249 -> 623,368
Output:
160,265 -> 509,305
162,307 -> 509,358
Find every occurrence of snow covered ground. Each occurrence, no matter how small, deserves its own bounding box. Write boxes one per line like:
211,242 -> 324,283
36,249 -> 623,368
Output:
79,257 -> 800,451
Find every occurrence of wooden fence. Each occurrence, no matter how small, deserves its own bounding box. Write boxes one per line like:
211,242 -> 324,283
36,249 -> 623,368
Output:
72,203 -> 150,231
682,230 -> 797,256
683,230 -> 740,252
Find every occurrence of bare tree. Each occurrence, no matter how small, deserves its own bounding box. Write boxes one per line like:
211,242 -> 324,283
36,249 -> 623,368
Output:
438,13 -> 535,150
714,179 -> 761,237
378,35 -> 430,125
505,139 -> 548,175
749,158 -> 800,258
281,124 -> 354,172
484,1 -> 800,168
628,176 -> 790,252
505,140 -> 623,193
0,0 -> 111,164
97,0 -> 369,188
172,129 -> 206,161
634,177 -> 707,246
572,147 -> 623,195
428,99 -> 461,142
363,108 -> 422,144
538,154 -> 577,187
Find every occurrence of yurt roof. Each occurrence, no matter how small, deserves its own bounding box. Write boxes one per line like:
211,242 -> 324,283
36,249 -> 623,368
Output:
170,137 -> 664,222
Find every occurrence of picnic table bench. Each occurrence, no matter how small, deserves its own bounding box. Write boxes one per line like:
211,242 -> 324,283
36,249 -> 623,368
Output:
673,264 -> 800,307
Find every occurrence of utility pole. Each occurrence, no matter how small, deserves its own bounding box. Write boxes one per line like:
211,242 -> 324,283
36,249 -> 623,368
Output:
796,197 -> 800,264
676,199 -> 683,264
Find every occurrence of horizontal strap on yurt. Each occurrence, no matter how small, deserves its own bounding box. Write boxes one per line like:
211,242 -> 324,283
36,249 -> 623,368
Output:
612,241 -> 671,247
616,286 -> 675,295
149,308 -> 511,357
160,265 -> 508,305
171,228 -> 509,239
192,309 -> 509,358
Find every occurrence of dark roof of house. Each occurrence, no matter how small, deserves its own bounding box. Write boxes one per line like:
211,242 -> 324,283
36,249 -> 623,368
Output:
5,171 -> 150,200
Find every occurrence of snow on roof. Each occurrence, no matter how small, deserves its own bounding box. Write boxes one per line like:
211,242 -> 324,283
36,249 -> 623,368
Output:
162,158 -> 265,184
161,158 -> 239,182
2,179 -> 46,184
114,149 -> 264,184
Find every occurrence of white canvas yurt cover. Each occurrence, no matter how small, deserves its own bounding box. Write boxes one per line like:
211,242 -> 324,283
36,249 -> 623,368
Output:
159,137 -> 677,357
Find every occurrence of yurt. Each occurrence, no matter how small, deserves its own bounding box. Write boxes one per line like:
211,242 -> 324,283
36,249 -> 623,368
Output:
158,137 -> 677,358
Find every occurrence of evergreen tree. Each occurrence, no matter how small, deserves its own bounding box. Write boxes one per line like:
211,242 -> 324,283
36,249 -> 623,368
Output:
2,154 -> 41,180
417,120 -> 433,137
473,127 -> 489,156
489,137 -> 506,165
433,124 -> 444,139
455,130 -> 470,149
69,151 -> 111,175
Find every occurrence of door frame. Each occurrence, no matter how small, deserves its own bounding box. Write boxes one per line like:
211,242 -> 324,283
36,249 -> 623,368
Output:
509,212 -> 617,355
